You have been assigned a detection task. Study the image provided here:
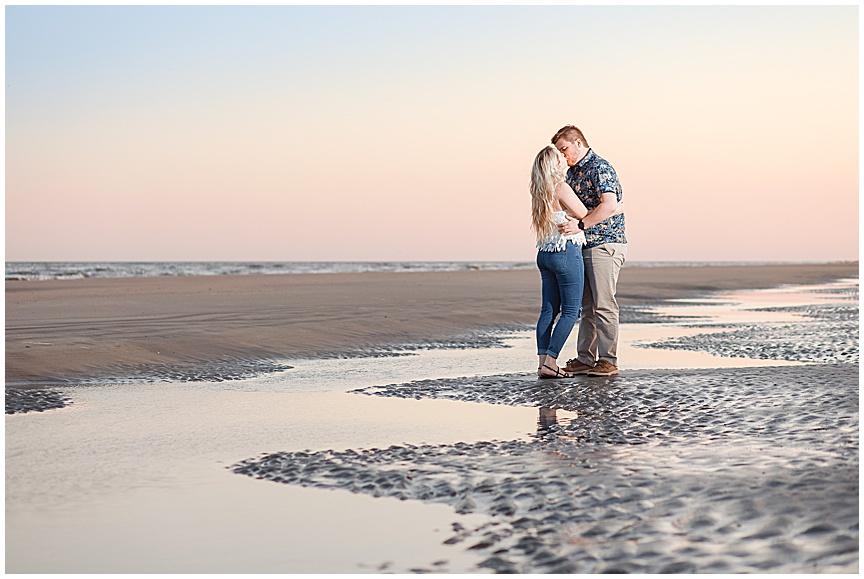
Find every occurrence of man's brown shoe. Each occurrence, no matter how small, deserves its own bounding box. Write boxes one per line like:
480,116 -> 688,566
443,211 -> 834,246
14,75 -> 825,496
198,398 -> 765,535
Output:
563,358 -> 594,374
587,360 -> 619,376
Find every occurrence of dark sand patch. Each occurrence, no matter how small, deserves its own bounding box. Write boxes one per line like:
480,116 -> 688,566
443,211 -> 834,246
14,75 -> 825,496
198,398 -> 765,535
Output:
331,325 -> 530,359
234,364 -> 858,573
6,358 -> 296,390
618,305 -> 700,324
639,302 -> 859,364
6,388 -> 71,414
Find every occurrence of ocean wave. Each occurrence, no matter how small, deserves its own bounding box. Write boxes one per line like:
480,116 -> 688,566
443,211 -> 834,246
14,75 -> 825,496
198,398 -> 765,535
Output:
5,261 -> 536,281
6,260 -> 852,282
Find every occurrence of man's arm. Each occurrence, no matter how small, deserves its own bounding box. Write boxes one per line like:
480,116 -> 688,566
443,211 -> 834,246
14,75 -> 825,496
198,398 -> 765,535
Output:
558,192 -> 619,235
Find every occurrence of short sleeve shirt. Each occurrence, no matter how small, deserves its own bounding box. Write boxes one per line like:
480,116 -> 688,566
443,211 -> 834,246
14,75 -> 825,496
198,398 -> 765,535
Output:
566,149 -> 627,248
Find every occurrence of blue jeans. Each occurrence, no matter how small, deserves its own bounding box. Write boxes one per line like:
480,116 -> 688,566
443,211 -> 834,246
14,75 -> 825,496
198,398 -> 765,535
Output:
536,242 -> 584,359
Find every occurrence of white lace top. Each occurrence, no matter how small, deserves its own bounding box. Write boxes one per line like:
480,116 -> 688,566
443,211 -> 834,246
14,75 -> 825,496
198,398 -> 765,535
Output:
537,211 -> 586,252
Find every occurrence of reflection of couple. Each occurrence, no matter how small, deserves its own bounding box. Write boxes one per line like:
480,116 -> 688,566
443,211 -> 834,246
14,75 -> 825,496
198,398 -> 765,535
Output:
533,125 -> 627,379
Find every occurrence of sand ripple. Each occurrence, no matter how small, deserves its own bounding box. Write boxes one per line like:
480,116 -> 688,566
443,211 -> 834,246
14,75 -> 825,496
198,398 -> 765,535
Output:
6,388 -> 71,414
639,303 -> 858,364
234,365 -> 858,573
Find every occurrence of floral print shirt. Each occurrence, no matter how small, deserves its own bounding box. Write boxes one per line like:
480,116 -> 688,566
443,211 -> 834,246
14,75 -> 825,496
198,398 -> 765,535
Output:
566,149 -> 627,249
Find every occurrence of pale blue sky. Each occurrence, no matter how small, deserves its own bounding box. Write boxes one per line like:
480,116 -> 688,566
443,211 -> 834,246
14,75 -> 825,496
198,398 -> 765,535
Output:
6,5 -> 859,262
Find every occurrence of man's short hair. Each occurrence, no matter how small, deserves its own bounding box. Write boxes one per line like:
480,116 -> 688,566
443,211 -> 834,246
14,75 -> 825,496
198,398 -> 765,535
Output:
551,125 -> 589,148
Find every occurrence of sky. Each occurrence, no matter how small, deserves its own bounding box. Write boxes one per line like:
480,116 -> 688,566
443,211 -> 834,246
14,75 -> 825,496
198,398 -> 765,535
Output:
5,5 -> 859,263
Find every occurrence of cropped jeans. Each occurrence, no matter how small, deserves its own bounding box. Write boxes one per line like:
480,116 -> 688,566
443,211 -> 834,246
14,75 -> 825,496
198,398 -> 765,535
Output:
536,241 -> 585,359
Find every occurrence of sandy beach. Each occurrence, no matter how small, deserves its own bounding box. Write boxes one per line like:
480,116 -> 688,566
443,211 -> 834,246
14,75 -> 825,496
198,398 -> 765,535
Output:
5,262 -> 858,385
5,262 -> 859,573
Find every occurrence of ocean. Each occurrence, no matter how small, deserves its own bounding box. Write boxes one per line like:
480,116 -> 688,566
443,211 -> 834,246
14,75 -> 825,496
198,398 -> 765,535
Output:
4,261 -> 538,281
5,261 -> 850,282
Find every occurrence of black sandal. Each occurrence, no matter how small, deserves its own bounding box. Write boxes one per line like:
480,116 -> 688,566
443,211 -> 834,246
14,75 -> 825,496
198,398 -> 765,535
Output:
539,364 -> 574,379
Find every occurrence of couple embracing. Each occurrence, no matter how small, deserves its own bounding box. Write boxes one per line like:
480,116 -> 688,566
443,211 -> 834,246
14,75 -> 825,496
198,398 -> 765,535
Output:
531,125 -> 627,379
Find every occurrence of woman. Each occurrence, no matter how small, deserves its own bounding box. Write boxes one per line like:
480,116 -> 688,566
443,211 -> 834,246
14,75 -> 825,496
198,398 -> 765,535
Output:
531,145 -> 613,379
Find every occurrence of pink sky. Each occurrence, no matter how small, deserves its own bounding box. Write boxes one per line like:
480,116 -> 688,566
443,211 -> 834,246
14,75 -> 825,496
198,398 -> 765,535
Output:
5,6 -> 859,262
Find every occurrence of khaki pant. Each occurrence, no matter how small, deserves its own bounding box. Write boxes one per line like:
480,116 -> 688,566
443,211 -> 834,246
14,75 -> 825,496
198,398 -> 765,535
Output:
577,243 -> 627,366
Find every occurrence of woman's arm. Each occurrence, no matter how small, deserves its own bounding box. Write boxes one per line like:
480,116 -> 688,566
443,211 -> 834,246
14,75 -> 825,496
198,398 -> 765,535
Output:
555,181 -> 625,219
554,181 -> 588,219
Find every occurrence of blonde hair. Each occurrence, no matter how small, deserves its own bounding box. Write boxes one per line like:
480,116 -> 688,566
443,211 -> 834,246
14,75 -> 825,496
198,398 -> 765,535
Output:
530,146 -> 566,242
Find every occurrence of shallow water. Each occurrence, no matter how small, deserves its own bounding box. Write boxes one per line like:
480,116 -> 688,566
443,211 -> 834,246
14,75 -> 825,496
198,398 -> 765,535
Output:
5,278 -> 858,573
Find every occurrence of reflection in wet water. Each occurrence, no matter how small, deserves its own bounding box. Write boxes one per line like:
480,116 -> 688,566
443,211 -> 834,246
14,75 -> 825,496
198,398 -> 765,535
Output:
536,407 -> 580,443
538,407 -> 558,433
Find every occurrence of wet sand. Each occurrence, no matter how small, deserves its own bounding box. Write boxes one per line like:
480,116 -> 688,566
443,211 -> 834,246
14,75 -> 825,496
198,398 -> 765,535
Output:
5,262 -> 858,385
237,365 -> 858,573
230,281 -> 859,573
5,266 -> 859,573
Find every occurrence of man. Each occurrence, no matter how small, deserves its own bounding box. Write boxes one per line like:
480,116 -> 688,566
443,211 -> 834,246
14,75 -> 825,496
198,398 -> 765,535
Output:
551,125 -> 627,377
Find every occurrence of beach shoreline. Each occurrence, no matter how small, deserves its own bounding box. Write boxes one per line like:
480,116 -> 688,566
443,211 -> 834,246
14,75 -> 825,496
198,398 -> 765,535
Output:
5,262 -> 858,386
